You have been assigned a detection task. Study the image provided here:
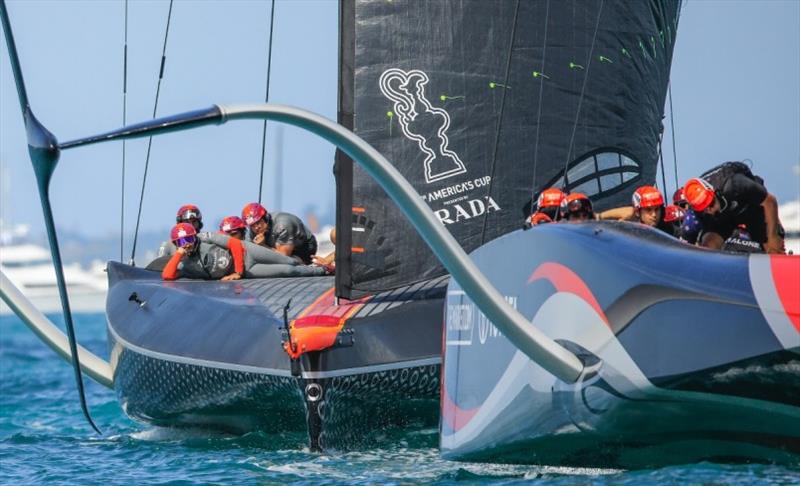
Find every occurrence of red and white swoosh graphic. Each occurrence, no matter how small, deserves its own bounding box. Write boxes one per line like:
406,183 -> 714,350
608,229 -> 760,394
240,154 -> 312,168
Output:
750,255 -> 800,350
527,262 -> 609,326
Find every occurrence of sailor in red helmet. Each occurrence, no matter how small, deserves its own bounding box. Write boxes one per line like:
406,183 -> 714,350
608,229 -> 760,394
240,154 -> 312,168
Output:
560,193 -> 594,223
205,212 -> 330,277
683,161 -> 784,253
530,188 -> 565,225
597,186 -> 680,237
670,187 -> 702,244
219,216 -> 246,240
662,204 -> 686,237
158,204 -> 205,257
241,202 -> 319,264
161,222 -> 245,281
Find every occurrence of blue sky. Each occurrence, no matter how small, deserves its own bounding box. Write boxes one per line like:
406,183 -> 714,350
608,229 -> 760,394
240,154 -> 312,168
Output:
2,0 -> 799,247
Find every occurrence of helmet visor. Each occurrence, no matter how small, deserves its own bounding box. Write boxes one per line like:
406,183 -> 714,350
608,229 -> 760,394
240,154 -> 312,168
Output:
178,209 -> 201,222
175,235 -> 197,247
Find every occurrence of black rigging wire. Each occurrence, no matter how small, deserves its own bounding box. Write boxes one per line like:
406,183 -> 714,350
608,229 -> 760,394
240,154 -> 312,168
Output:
479,0 -> 520,244
561,0 -> 605,192
258,0 -> 277,205
130,0 -> 174,265
658,130 -> 668,194
668,84 -> 679,189
528,0 -> 551,210
119,0 -> 128,263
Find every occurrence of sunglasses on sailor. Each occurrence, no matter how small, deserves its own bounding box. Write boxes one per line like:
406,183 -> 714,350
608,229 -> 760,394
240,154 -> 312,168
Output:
176,236 -> 197,247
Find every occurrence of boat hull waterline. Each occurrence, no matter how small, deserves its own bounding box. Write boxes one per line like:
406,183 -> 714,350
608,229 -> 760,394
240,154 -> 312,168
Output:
442,222 -> 799,468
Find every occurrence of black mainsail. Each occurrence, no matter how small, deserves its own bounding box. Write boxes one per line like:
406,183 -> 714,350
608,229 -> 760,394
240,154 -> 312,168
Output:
337,0 -> 680,297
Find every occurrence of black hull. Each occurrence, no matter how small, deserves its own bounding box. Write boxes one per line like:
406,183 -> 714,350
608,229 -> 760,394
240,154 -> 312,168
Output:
106,263 -> 444,448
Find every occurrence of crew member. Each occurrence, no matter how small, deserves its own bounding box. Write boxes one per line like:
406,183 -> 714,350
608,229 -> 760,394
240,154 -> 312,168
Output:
158,204 -> 205,257
530,187 -> 565,225
219,216 -> 246,240
683,161 -> 784,253
242,202 -> 319,264
561,193 -> 594,223
663,204 -> 685,237
161,223 -> 245,281
672,188 -> 702,244
598,186 -> 678,237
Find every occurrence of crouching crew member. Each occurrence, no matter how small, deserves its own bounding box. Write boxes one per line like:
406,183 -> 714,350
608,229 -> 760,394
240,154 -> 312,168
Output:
242,202 -> 318,264
530,188 -> 565,225
561,193 -> 594,223
683,161 -> 784,253
162,223 -> 245,281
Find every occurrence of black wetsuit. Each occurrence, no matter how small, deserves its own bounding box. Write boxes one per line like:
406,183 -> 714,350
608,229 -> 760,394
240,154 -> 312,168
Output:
699,163 -> 768,243
263,212 -> 318,264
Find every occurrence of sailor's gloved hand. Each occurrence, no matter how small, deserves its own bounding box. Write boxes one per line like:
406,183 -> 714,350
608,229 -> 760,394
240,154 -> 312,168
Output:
253,233 -> 266,245
221,272 -> 242,281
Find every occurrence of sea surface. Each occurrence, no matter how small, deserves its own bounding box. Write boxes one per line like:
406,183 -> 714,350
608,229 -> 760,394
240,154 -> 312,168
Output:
1,313 -> 797,485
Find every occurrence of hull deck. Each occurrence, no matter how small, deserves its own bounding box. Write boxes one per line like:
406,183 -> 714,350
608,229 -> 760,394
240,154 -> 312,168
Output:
106,263 -> 446,448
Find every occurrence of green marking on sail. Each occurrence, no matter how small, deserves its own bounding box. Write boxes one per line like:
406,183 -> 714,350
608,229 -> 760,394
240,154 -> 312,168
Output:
387,110 -> 393,135
568,62 -> 584,70
659,30 -> 665,48
532,71 -> 550,80
639,40 -> 650,60
440,94 -> 465,101
650,36 -> 657,59
598,55 -> 613,64
621,47 -> 632,59
489,82 -> 511,90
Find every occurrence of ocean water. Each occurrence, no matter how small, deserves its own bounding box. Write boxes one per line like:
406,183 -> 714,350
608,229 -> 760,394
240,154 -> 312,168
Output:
1,313 -> 797,485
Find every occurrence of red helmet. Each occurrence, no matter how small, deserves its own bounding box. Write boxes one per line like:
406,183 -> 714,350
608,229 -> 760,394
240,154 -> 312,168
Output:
530,212 -> 553,225
170,222 -> 197,242
663,204 -> 686,223
241,202 -> 268,226
683,178 -> 715,212
176,204 -> 202,222
561,193 -> 594,219
537,188 -> 566,209
631,185 -> 664,209
219,216 -> 246,234
672,188 -> 686,205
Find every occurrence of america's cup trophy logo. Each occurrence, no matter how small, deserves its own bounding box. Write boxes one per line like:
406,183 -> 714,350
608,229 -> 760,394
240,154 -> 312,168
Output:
379,68 -> 467,184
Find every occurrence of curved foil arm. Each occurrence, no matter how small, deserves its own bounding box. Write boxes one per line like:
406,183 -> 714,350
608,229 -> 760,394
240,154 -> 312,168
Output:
0,270 -> 114,389
61,103 -> 585,383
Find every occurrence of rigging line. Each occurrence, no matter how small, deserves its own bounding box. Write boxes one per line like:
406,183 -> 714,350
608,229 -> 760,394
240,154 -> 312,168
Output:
529,0 -> 551,209
658,130 -> 668,194
668,83 -> 679,189
479,0 -> 520,244
560,0 -> 605,191
130,0 -> 174,265
258,0 -> 277,205
120,0 -> 128,263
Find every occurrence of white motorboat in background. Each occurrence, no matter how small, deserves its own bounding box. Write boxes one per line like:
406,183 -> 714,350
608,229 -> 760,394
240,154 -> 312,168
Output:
0,223 -> 107,315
